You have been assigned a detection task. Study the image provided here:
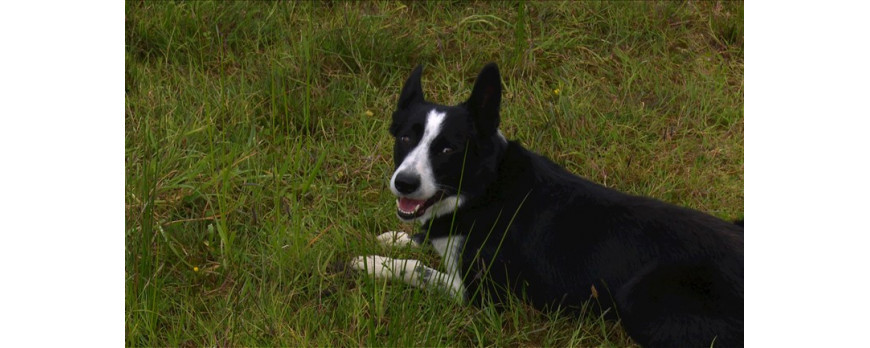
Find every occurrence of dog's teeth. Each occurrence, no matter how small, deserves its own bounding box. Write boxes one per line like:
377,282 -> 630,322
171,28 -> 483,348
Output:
399,206 -> 420,214
397,198 -> 427,216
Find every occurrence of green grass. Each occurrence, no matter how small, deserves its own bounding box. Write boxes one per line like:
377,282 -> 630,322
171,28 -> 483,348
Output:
125,1 -> 743,346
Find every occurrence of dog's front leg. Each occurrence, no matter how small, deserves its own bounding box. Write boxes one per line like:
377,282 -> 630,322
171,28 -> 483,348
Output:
352,231 -> 466,300
351,255 -> 464,300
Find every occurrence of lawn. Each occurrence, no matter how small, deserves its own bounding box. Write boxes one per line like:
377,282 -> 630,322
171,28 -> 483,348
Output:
125,1 -> 743,346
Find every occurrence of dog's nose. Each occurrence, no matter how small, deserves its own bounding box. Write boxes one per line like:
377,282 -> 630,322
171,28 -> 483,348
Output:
393,172 -> 420,195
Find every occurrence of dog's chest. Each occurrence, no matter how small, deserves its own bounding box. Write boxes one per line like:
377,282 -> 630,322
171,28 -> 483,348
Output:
429,235 -> 464,281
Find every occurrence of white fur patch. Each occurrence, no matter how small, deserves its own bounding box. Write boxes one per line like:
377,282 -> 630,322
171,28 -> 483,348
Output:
351,233 -> 466,300
351,253 -> 464,300
430,236 -> 466,298
351,255 -> 421,282
376,231 -> 418,247
417,195 -> 465,225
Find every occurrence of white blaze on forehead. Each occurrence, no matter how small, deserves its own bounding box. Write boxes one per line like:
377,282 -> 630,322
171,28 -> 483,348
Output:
390,109 -> 446,199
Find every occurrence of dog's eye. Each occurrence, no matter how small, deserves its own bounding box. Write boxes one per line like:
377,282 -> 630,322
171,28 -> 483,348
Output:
399,136 -> 411,143
441,147 -> 454,154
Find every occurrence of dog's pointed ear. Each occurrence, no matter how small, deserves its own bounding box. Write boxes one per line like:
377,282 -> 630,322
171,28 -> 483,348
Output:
466,63 -> 502,137
397,64 -> 425,110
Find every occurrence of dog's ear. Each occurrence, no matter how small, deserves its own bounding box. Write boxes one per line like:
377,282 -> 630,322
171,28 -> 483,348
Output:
397,64 -> 425,110
466,62 -> 502,136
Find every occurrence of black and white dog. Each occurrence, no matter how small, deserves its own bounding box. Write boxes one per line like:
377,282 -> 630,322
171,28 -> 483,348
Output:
352,63 -> 744,347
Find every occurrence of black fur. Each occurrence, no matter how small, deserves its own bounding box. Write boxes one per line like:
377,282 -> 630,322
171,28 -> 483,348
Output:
389,63 -> 744,347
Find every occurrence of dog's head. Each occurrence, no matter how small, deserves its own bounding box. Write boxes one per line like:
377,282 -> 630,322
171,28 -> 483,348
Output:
388,63 -> 507,223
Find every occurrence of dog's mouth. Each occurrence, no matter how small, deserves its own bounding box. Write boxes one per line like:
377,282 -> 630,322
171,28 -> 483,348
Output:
396,192 -> 446,220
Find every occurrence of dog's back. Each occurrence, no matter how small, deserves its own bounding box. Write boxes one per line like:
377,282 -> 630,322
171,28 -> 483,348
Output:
421,139 -> 743,346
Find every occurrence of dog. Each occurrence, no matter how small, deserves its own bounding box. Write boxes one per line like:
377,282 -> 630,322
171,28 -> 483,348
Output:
352,63 -> 744,347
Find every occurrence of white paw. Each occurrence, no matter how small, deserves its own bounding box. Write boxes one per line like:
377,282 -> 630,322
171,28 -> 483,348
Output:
351,255 -> 390,275
376,231 -> 416,247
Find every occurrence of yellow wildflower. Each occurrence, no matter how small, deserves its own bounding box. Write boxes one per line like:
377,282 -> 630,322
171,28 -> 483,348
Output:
364,110 -> 374,117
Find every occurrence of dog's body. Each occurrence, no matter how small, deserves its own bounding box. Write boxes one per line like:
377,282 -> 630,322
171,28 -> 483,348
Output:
353,63 -> 744,347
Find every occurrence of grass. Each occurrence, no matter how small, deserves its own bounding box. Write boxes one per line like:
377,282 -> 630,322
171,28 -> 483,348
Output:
125,1 -> 743,346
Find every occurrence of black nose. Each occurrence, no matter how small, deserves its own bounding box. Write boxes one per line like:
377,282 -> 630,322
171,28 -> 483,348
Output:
393,172 -> 420,194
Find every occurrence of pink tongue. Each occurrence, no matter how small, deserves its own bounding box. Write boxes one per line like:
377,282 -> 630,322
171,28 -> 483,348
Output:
398,197 -> 426,212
